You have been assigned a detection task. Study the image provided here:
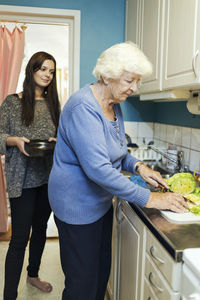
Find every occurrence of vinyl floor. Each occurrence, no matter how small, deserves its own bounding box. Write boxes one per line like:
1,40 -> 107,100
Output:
0,239 -> 110,300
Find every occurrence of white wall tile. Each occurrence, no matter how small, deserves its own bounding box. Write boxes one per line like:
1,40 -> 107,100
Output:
124,121 -> 138,142
138,122 -> 153,139
166,125 -> 182,147
181,147 -> 190,167
189,150 -> 200,172
174,126 -> 182,146
159,124 -> 167,141
181,127 -> 191,148
154,123 -> 160,139
126,121 -> 200,171
191,128 -> 200,150
166,125 -> 175,144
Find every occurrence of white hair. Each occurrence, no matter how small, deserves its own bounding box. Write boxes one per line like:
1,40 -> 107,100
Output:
93,41 -> 153,80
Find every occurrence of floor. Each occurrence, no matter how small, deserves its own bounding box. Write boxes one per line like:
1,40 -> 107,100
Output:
0,238 -> 110,300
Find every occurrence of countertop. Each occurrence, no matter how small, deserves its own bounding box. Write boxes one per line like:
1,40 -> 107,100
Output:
128,202 -> 200,262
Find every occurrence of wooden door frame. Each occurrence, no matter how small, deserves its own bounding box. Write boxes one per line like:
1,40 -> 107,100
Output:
0,5 -> 81,95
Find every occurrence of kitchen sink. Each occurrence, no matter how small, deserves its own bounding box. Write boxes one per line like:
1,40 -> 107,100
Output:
145,162 -> 172,178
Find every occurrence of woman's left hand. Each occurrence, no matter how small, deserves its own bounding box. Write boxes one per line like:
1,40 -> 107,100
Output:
138,164 -> 169,189
48,137 -> 57,142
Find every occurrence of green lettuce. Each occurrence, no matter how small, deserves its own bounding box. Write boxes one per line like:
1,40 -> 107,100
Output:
190,204 -> 200,216
165,172 -> 196,196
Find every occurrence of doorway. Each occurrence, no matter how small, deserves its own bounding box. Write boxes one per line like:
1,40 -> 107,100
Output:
0,5 -> 81,108
0,5 -> 80,237
4,22 -> 69,108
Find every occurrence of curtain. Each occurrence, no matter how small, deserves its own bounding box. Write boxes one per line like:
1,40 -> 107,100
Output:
0,25 -> 25,232
0,26 -> 25,103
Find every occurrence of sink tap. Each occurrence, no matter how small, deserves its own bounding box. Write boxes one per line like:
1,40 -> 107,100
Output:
148,145 -> 185,172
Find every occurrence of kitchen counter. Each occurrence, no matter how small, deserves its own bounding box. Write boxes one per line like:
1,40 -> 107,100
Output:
128,202 -> 200,262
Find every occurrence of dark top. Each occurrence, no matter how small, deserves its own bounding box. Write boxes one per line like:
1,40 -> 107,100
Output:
0,94 -> 56,198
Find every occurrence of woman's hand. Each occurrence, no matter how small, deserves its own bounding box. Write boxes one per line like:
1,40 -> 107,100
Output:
146,192 -> 189,213
48,137 -> 57,142
137,164 -> 169,189
6,136 -> 30,156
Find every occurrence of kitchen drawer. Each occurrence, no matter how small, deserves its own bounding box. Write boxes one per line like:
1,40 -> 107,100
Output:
144,276 -> 158,300
145,253 -> 180,300
146,229 -> 181,290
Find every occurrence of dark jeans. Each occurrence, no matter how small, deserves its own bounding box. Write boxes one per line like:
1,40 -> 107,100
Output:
3,184 -> 51,300
55,205 -> 113,300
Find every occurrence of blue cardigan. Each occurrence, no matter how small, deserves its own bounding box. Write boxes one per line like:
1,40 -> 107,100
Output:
48,85 -> 150,224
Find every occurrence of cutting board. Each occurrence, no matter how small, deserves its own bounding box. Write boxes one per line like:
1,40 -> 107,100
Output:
161,210 -> 200,224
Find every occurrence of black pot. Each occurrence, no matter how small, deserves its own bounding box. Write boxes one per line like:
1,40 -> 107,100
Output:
25,139 -> 56,157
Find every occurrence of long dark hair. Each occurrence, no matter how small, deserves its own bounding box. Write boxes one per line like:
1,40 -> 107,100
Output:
21,51 -> 60,129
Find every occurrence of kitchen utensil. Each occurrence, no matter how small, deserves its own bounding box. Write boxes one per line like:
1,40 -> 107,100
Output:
160,210 -> 200,224
25,139 -> 56,157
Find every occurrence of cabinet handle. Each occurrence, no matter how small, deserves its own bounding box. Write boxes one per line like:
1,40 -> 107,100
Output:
150,246 -> 165,264
116,200 -> 124,224
148,272 -> 164,292
192,49 -> 199,78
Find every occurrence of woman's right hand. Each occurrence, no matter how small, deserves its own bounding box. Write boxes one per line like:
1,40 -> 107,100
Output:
145,192 -> 189,213
6,136 -> 30,156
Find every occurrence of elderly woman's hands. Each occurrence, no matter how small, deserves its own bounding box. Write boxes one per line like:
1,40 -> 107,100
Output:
137,163 -> 168,189
146,192 -> 188,213
136,163 -> 189,213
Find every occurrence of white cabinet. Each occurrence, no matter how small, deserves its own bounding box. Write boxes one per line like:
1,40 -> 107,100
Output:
125,0 -> 141,45
145,229 -> 182,300
144,276 -> 159,300
116,200 -> 146,300
114,201 -> 182,300
126,0 -> 164,94
125,0 -> 200,99
139,0 -> 164,93
107,199 -> 118,300
162,0 -> 200,90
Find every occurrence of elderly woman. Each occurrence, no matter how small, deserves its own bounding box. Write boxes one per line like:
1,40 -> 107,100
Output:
48,42 -> 187,300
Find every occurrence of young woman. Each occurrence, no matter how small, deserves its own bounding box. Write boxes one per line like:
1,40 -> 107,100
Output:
0,51 -> 60,300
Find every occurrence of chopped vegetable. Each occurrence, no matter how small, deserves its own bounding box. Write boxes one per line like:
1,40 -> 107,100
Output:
165,172 -> 196,195
185,193 -> 200,203
189,204 -> 200,216
193,187 -> 200,195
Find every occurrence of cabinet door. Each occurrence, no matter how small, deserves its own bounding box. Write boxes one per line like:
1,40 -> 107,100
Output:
144,276 -> 159,300
126,0 -> 164,93
163,0 -> 200,90
139,0 -> 164,93
117,203 -> 146,300
125,0 -> 141,45
107,200 -> 118,300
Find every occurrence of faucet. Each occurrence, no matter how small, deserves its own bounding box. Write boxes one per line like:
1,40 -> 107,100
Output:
148,145 -> 186,172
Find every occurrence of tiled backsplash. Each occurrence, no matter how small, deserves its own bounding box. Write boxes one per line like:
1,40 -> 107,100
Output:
124,121 -> 200,172
124,121 -> 154,146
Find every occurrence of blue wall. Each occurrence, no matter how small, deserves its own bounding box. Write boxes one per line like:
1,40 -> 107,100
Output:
121,96 -> 155,122
121,96 -> 200,129
0,0 -> 125,87
1,1 -> 199,128
155,101 -> 200,129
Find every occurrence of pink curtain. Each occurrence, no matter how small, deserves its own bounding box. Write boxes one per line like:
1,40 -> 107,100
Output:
0,25 -> 25,232
0,26 -> 25,103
